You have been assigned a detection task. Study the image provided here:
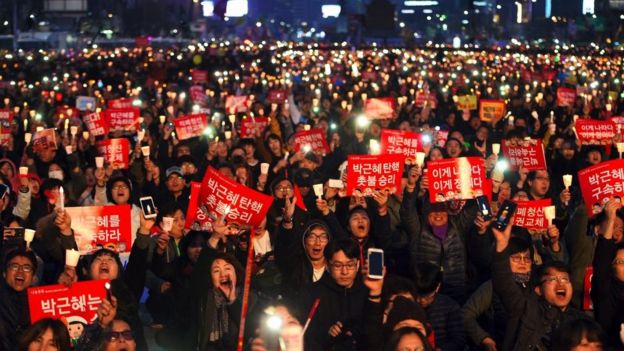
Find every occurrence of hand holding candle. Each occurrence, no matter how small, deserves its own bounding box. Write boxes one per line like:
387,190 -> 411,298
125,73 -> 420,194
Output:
24,228 -> 35,248
544,205 -> 556,226
313,184 -> 324,199
65,249 -> 81,267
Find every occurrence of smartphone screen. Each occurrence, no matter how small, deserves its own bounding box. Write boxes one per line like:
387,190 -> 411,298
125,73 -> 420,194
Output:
3,227 -> 25,250
476,195 -> 492,221
140,197 -> 157,218
493,200 -> 517,230
368,250 -> 384,277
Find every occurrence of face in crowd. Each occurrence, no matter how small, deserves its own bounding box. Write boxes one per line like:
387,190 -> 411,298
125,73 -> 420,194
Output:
528,170 -> 550,198
328,250 -> 358,288
535,267 -> 573,310
90,252 -> 119,281
4,255 -> 35,292
349,210 -> 370,240
104,320 -> 136,351
304,225 -> 329,263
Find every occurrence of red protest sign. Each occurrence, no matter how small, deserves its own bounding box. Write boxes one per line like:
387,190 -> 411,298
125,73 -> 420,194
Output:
239,117 -> 269,139
191,69 -> 208,83
199,166 -> 274,226
415,92 -> 437,108
267,89 -> 288,103
427,157 -> 486,203
104,108 -> 140,132
557,87 -> 577,107
380,129 -> 423,164
190,85 -> 207,105
501,139 -> 547,171
346,154 -> 404,196
32,129 -> 57,152
226,95 -> 250,113
583,266 -> 593,311
435,129 -> 449,147
292,128 -> 330,154
610,116 -> 624,132
65,205 -> 132,253
28,280 -> 108,325
135,36 -> 150,47
83,112 -> 109,137
513,199 -> 551,230
107,98 -> 134,109
185,182 -> 211,230
578,159 -> 624,216
365,97 -> 395,119
96,138 -> 130,169
479,99 -> 506,122
173,113 -> 208,140
0,109 -> 13,146
575,119 -> 616,146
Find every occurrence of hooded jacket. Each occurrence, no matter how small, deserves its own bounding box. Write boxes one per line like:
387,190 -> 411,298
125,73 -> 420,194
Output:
303,273 -> 369,351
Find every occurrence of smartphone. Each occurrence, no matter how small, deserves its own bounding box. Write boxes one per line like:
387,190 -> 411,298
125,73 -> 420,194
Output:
493,200 -> 517,230
476,195 -> 492,221
367,248 -> 384,279
3,227 -> 25,250
328,179 -> 344,189
0,183 -> 9,201
259,314 -> 282,351
139,196 -> 157,219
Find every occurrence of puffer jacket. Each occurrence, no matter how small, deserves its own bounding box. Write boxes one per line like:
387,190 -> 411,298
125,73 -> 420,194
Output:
302,274 -> 369,351
401,189 -> 478,302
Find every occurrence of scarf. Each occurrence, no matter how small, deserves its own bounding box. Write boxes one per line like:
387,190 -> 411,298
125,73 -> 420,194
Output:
209,289 -> 230,342
432,224 -> 449,241
512,272 -> 531,285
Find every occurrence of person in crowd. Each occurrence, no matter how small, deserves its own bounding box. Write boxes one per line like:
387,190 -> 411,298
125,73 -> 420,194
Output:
17,318 -> 71,351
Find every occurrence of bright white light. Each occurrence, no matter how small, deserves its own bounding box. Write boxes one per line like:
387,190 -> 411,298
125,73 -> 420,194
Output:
404,0 -> 439,6
322,5 -> 341,18
582,0 -> 594,14
356,115 -> 370,128
266,315 -> 282,331
201,1 -> 214,16
495,159 -> 509,171
516,2 -> 522,24
226,0 -> 248,17
452,36 -> 461,48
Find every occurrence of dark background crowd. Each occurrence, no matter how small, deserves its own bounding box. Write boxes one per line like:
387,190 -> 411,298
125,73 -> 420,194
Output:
0,40 -> 623,351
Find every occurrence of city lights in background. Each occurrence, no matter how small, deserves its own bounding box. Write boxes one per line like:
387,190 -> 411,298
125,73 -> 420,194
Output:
201,0 -> 248,17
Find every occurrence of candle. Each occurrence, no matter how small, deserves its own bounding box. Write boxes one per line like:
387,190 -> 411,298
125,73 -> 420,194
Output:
492,143 -> 500,156
313,184 -> 324,199
159,115 -> 166,125
141,146 -> 150,157
24,228 -> 35,247
65,249 -> 81,267
95,157 -> 104,168
65,145 -> 73,155
58,187 -> 65,210
544,205 -> 556,226
24,133 -> 32,144
369,139 -> 380,155
229,114 -> 236,124
617,143 -> 624,158
415,152 -> 426,167
19,167 -> 28,176
225,131 -> 232,139
260,163 -> 269,175
70,126 -> 78,137
162,217 -> 174,232
563,174 -> 573,189
304,124 -> 311,131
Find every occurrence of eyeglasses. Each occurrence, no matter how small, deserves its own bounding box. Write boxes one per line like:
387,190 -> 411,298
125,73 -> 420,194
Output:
510,254 -> 532,264
7,263 -> 33,272
306,234 -> 329,243
330,261 -> 358,271
106,330 -> 134,342
112,185 -> 129,190
613,258 -> 624,265
541,276 -> 570,284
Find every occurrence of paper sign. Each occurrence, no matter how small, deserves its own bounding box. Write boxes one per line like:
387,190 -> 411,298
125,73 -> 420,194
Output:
457,95 -> 478,110
76,96 -> 96,111
292,128 -> 330,154
105,108 -> 140,132
107,98 -> 134,109
225,95 -> 250,113
267,90 -> 288,103
380,129 -> 423,163
501,139 -> 547,171
199,166 -> 274,226
32,129 -> 57,152
173,113 -> 208,140
365,97 -> 395,119
239,117 -> 269,139
513,199 -> 551,230
185,182 -> 210,230
435,129 -> 449,147
346,154 -> 404,196
479,99 -> 506,122
28,280 -> 108,326
427,157 -> 487,203
65,205 -> 132,253
575,119 -> 616,146
83,112 -> 109,137
557,87 -> 577,107
191,69 -> 208,83
190,85 -> 207,105
96,138 -> 130,169
578,159 -> 624,216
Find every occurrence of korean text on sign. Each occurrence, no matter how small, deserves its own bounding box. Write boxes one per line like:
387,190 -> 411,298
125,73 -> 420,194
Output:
28,279 -> 109,324
83,112 -> 109,137
292,128 -> 330,154
105,108 -> 140,132
575,119 -> 616,146
239,117 -> 269,139
97,138 -> 130,169
199,166 -> 273,226
380,129 -> 423,163
173,113 -> 208,140
65,205 -> 132,253
427,157 -> 486,203
578,159 -> 624,216
346,154 -> 405,196
513,199 -> 551,230
501,139 -> 547,171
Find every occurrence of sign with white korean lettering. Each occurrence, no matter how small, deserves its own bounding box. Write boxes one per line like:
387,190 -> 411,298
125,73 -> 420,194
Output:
427,157 -> 486,203
578,159 -> 624,216
65,205 -> 132,253
346,154 -> 404,196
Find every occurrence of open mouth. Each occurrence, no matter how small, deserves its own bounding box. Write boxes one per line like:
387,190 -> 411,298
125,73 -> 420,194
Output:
220,277 -> 232,289
14,275 -> 25,284
99,266 -> 110,275
555,289 -> 567,298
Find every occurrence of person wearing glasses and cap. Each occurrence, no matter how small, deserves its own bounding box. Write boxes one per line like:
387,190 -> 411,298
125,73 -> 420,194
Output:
0,248 -> 38,350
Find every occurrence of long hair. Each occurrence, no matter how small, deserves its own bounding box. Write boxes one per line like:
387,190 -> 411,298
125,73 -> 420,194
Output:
18,318 -> 71,351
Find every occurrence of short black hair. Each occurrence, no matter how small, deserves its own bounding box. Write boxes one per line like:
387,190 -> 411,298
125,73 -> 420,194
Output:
323,238 -> 360,261
535,261 -> 570,285
382,275 -> 416,302
18,318 -> 70,351
551,318 -> 605,351
413,262 -> 442,295
3,248 -> 38,272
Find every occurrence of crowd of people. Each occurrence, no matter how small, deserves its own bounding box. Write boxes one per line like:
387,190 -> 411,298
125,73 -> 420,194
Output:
0,41 -> 623,351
